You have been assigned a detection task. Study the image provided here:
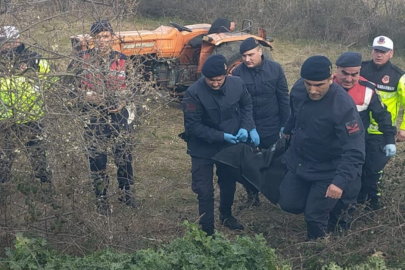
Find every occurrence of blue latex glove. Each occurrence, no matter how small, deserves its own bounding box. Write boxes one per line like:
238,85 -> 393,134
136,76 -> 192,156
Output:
236,128 -> 248,142
280,127 -> 284,138
249,129 -> 260,147
384,144 -> 396,157
224,133 -> 238,144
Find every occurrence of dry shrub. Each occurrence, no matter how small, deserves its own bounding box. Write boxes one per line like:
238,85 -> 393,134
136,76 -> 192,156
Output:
138,0 -> 405,52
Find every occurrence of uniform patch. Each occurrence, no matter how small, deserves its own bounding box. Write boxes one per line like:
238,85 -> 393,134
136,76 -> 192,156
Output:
345,120 -> 361,136
377,37 -> 386,44
186,102 -> 196,112
382,75 -> 390,84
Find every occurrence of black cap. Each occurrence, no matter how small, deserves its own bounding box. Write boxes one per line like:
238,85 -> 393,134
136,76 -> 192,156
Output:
202,54 -> 228,78
300,55 -> 332,81
240,37 -> 260,54
90,20 -> 113,36
336,52 -> 362,67
208,18 -> 231,34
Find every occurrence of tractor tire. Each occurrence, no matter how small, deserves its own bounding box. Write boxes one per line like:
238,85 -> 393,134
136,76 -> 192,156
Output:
212,41 -> 273,74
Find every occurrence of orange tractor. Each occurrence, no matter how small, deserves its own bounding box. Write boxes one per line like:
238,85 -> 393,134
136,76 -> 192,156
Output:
71,20 -> 273,96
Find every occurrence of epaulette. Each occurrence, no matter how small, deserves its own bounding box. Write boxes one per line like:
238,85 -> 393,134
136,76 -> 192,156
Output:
359,79 -> 376,90
391,63 -> 405,76
361,60 -> 372,67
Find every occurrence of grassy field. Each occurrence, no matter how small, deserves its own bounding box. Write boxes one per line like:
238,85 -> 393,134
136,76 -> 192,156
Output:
1,14 -> 405,269
131,37 -> 405,268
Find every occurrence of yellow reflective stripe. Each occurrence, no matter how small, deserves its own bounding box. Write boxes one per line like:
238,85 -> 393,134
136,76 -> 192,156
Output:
38,59 -> 50,75
399,75 -> 405,130
368,78 -> 403,134
0,75 -> 44,122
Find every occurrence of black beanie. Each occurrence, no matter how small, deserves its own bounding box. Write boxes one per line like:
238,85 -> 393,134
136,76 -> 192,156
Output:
90,20 -> 113,36
300,55 -> 332,81
240,37 -> 259,54
335,52 -> 362,67
208,18 -> 231,34
202,54 -> 228,78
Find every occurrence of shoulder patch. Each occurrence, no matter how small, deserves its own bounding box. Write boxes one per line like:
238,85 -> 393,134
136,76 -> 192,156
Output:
345,120 -> 362,136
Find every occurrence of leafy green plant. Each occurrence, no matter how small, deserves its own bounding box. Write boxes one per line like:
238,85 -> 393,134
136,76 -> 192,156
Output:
1,222 -> 402,270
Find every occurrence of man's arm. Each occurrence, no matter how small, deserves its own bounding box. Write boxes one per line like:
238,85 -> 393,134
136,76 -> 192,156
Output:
238,86 -> 255,131
182,90 -> 224,143
332,107 -> 365,191
276,66 -> 290,127
283,95 -> 295,136
109,55 -> 128,113
369,91 -> 396,144
396,75 -> 405,141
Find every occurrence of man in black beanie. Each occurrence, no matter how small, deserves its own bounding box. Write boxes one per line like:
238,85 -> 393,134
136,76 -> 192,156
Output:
333,52 -> 396,211
68,20 -> 137,215
181,54 -> 255,236
232,37 -> 290,208
208,18 -> 235,34
279,55 -> 365,240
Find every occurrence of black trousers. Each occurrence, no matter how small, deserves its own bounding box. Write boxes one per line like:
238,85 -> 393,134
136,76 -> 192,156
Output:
239,133 -> 280,195
0,121 -> 51,183
358,134 -> 389,203
85,109 -> 133,196
279,170 -> 360,240
191,156 -> 237,232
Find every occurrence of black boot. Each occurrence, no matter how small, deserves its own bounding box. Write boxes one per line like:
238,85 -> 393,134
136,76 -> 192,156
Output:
40,182 -> 55,203
368,200 -> 383,211
96,197 -> 110,216
92,172 -> 110,215
118,189 -> 139,209
220,213 -> 244,231
201,225 -> 215,237
239,192 -> 261,210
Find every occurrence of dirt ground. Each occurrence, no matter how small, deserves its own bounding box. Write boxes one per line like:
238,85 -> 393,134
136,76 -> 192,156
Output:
0,31 -> 405,269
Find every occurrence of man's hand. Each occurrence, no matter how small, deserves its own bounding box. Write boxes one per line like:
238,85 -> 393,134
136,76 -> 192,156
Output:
325,184 -> 343,199
279,127 -> 284,138
236,128 -> 248,142
396,129 -> 405,142
384,144 -> 396,157
85,91 -> 105,105
108,104 -> 124,113
249,129 -> 260,147
224,133 -> 238,144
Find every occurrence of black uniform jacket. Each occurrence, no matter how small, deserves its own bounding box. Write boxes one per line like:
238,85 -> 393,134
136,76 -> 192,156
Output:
361,60 -> 404,93
1,43 -> 42,71
182,76 -> 255,159
283,79 -> 365,191
232,57 -> 290,138
333,77 -> 396,144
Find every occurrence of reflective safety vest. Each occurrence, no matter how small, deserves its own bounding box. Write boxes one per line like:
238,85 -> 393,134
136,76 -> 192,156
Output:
361,60 -> 405,133
0,51 -> 50,123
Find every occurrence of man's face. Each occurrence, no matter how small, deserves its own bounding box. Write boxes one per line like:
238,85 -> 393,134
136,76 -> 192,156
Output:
205,75 -> 226,90
242,46 -> 262,68
304,76 -> 333,101
1,38 -> 21,50
372,49 -> 393,67
94,31 -> 113,53
335,66 -> 361,89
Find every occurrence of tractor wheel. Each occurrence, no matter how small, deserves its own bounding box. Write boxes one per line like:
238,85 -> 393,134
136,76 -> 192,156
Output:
212,41 -> 274,74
